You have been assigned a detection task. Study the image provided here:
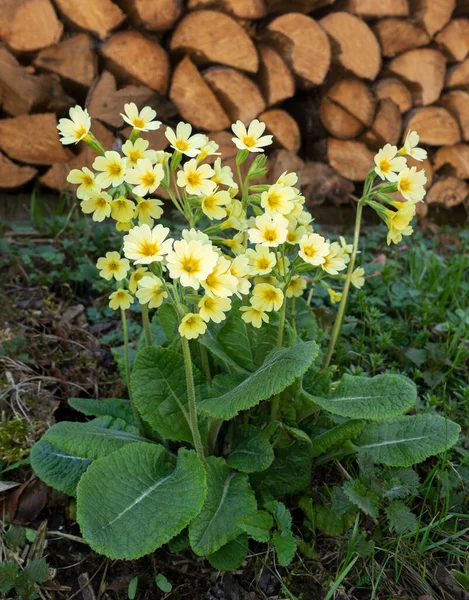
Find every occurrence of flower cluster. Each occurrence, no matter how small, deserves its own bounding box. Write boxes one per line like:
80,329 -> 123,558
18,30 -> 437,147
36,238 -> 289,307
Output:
58,104 -> 427,339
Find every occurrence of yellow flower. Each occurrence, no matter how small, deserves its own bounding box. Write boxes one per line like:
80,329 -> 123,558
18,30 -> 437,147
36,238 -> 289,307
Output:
178,313 -> 207,339
261,184 -> 296,215
240,305 -> 269,328
400,130 -> 427,161
322,242 -> 348,275
125,159 -> 164,196
121,103 -> 161,132
299,233 -> 330,266
134,197 -> 164,226
110,197 -> 135,223
339,236 -> 353,254
129,267 -> 148,293
123,223 -> 173,264
328,289 -> 342,304
182,229 -> 211,245
396,167 -> 427,203
57,105 -> 91,145
200,190 -> 231,220
286,275 -> 307,298
351,267 -> 365,289
276,171 -> 298,187
248,213 -> 289,247
80,190 -> 112,222
109,289 -> 134,311
136,275 -> 168,308
228,255 -> 252,295
122,138 -> 158,167
231,119 -> 273,153
212,158 -> 236,187
254,275 -> 279,286
96,252 -> 130,281
198,295 -> 231,323
251,283 -> 284,312
177,159 -> 216,196
116,221 -> 133,231
166,239 -> 218,289
93,151 -> 127,188
223,232 -> 245,255
383,201 -> 416,245
202,256 -> 238,298
220,200 -> 248,231
67,167 -> 99,199
374,144 -> 406,182
197,138 -> 220,162
286,223 -> 308,245
245,245 -> 276,275
165,122 -> 206,157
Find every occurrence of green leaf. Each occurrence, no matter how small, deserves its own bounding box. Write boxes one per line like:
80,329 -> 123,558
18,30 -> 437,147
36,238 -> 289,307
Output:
131,346 -> 205,443
158,303 -> 179,342
199,342 -> 319,420
31,438 -> 92,495
251,442 -> 313,496
313,374 -> 417,420
68,398 -> 135,425
23,558 -> 49,583
4,525 -> 26,548
237,511 -> 273,542
310,420 -> 364,458
355,414 -> 460,467
207,534 -> 249,571
166,530 -> 189,553
217,308 -> 256,371
42,420 -> 144,460
283,425 -> 312,444
264,500 -> 292,535
227,425 -> 274,473
138,314 -> 166,349
343,480 -> 380,519
155,573 -> 172,593
77,444 -> 207,560
128,576 -> 138,599
0,561 -> 18,594
289,297 -> 318,341
189,456 -> 257,556
386,501 -> 418,534
199,327 -> 249,375
272,531 -> 297,567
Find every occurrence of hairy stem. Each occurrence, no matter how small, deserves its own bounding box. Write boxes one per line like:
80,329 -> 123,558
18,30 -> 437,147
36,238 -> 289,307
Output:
323,200 -> 364,368
141,304 -> 152,347
182,337 -> 205,460
121,308 -> 145,437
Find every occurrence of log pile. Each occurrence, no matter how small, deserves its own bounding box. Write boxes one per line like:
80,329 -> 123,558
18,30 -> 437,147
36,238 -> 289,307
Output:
1,0 -> 468,214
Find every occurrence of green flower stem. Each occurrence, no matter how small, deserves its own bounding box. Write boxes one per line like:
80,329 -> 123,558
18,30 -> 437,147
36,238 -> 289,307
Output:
291,296 -> 297,332
199,343 -> 212,383
277,294 -> 287,347
121,308 -> 145,437
323,199 -> 364,368
141,304 -> 152,347
181,337 -> 206,461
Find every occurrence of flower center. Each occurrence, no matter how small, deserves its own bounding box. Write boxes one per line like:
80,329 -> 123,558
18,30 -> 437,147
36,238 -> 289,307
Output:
203,196 -> 216,210
74,125 -> 87,139
181,256 -> 200,274
142,173 -> 156,188
96,197 -> 107,208
108,162 -> 123,177
304,245 -> 317,258
242,135 -> 257,148
258,257 -> 270,270
133,117 -> 145,129
109,261 -> 119,271
82,174 -> 93,186
139,241 -> 160,257
176,139 -> 190,152
204,297 -> 216,310
379,158 -> 391,173
399,178 -> 411,193
187,172 -> 202,187
263,228 -> 278,242
266,192 -> 282,209
129,150 -> 142,164
263,289 -> 278,302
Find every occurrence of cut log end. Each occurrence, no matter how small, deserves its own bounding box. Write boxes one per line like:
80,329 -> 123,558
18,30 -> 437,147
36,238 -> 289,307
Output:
327,138 -> 375,181
426,176 -> 468,208
0,152 -> 38,189
259,109 -> 301,153
258,45 -> 295,106
405,106 -> 461,146
54,0 -> 126,40
389,48 -> 446,106
374,78 -> 412,113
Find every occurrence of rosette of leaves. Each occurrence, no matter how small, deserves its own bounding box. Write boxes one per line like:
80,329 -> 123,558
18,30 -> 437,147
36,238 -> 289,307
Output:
30,302 -> 460,565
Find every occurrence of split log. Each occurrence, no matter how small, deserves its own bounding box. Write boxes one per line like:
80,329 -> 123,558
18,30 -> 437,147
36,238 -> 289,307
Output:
320,12 -> 381,80
100,31 -> 170,94
87,71 -> 158,128
301,161 -> 354,206
169,57 -> 231,131
373,19 -> 430,58
0,113 -> 73,165
0,0 -> 63,53
170,10 -> 258,73
374,78 -> 412,113
203,67 -> 266,124
188,0 -> 267,19
0,47 -> 71,116
435,19 -> 469,62
0,152 -> 38,189
446,58 -> 469,89
433,144 -> 469,178
268,150 -> 304,183
264,0 -> 336,13
405,107 -> 461,146
327,138 -> 375,181
258,45 -> 295,106
54,0 -> 125,40
362,98 -> 402,148
426,176 -> 468,208
266,13 -> 331,87
411,0 -> 456,37
33,33 -> 97,87
344,0 -> 409,17
258,109 -> 301,152
440,91 -> 469,141
40,121 -> 114,191
389,48 -> 446,106
119,0 -> 182,30
319,78 -> 376,139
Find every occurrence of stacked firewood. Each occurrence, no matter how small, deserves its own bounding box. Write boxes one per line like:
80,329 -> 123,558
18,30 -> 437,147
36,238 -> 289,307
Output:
1,0 -> 468,214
